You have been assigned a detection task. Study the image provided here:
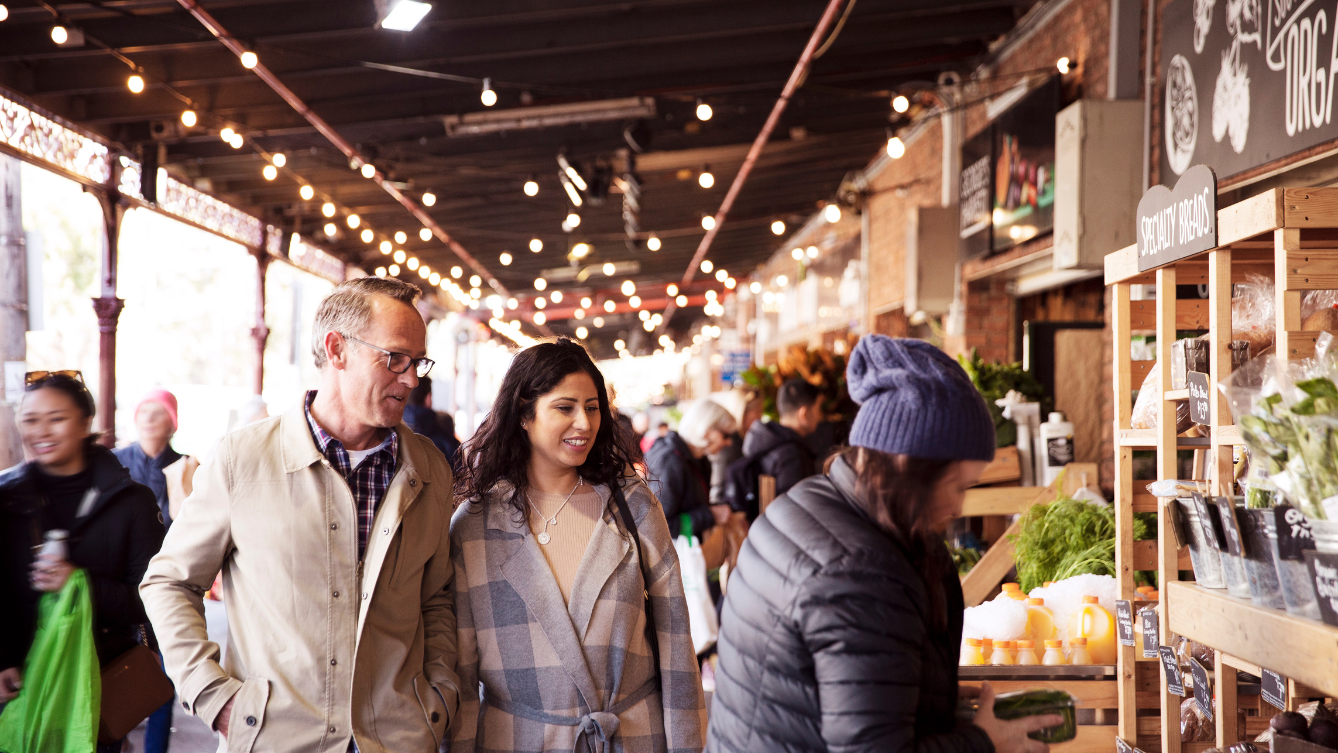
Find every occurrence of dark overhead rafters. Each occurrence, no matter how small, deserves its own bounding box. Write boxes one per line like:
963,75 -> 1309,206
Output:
0,0 -> 1033,349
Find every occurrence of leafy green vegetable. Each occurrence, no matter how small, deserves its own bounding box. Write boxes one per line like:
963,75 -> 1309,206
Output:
957,349 -> 1048,448
950,546 -> 982,575
1010,486 -> 1153,592
1236,375 -> 1338,519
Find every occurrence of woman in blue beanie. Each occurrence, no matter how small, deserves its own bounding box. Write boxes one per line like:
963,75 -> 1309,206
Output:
706,335 -> 1060,753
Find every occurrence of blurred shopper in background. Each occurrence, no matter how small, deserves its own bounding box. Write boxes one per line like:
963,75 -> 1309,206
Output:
645,399 -> 735,538
404,375 -> 460,466
451,338 -> 706,753
140,277 -> 459,753
707,336 -> 1059,753
0,371 -> 164,753
740,378 -> 822,498
113,388 -> 197,753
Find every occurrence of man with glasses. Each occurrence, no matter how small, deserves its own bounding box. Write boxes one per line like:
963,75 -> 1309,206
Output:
141,277 -> 458,753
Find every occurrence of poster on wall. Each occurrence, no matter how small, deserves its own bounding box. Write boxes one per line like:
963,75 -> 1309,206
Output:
1159,0 -> 1338,184
992,77 -> 1058,252
959,128 -> 994,259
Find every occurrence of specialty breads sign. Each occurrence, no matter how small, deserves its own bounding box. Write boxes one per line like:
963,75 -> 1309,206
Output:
1137,164 -> 1218,271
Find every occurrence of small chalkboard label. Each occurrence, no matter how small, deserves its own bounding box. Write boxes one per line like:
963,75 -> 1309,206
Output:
1116,737 -> 1135,753
1192,492 -> 1228,552
1160,645 -> 1185,696
1216,496 -> 1245,557
1116,600 -> 1135,646
1276,504 -> 1317,562
1262,669 -> 1287,710
1168,497 -> 1189,550
1188,371 -> 1211,424
1141,607 -> 1160,658
1305,550 -> 1338,627
1191,657 -> 1214,720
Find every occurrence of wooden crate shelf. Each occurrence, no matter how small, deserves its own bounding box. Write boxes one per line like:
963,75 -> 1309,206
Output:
1107,186 -> 1338,753
1166,583 -> 1338,698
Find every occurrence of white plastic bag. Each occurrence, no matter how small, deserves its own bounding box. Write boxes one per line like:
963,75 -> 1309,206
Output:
675,534 -> 718,655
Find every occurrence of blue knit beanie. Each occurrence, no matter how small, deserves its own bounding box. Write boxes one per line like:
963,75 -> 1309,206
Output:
846,335 -> 995,462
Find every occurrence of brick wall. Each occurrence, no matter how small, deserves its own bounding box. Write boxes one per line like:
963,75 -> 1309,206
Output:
944,277 -> 1013,363
865,120 -> 943,320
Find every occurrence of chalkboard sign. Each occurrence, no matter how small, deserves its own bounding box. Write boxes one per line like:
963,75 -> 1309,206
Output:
1276,504 -> 1317,562
1160,645 -> 1185,696
1116,600 -> 1135,647
1187,371 -> 1211,425
1191,657 -> 1214,720
1192,492 -> 1228,552
1117,737 -> 1135,753
1142,607 -> 1160,659
1136,165 -> 1218,272
1262,668 -> 1287,711
1305,551 -> 1338,627
1216,496 -> 1245,557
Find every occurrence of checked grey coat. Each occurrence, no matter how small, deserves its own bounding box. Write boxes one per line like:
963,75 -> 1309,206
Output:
448,475 -> 707,753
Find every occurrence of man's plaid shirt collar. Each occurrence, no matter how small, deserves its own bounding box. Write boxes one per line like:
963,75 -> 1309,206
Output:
303,391 -> 399,560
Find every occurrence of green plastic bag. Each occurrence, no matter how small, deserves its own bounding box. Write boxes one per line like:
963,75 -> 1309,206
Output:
0,569 -> 101,753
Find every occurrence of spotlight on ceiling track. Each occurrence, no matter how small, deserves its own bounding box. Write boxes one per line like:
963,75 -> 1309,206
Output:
380,0 -> 432,31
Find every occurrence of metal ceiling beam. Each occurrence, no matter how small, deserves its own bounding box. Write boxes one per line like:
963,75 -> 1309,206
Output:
174,0 -> 508,297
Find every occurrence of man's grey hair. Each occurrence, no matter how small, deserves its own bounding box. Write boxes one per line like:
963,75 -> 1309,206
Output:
311,277 -> 422,368
677,398 -> 737,450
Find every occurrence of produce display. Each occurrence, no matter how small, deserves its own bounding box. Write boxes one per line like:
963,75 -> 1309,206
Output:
1010,488 -> 1154,592
1252,704 -> 1338,753
961,574 -> 1132,666
957,348 -> 1048,448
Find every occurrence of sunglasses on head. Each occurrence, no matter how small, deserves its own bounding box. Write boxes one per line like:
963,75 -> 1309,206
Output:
25,370 -> 84,386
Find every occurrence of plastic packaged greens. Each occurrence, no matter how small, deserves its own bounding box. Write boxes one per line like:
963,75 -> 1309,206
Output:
957,689 -> 1078,743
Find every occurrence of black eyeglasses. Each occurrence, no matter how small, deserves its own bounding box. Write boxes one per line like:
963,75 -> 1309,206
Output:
25,370 -> 84,386
342,335 -> 435,377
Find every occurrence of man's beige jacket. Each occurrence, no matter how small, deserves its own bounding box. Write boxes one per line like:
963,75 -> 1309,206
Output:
140,402 -> 459,753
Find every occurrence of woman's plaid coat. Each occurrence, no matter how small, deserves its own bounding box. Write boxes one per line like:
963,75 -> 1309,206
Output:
448,475 -> 707,753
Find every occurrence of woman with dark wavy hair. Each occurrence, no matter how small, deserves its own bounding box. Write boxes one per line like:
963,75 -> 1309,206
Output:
707,336 -> 1061,753
450,338 -> 706,753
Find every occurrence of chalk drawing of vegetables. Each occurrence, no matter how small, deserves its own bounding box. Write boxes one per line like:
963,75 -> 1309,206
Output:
1212,48 -> 1250,153
1194,0 -> 1217,53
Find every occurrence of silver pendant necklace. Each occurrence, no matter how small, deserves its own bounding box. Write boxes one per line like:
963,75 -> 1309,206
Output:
526,479 -> 582,545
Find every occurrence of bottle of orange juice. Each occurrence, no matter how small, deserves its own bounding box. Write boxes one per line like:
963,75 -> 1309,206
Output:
960,638 -> 986,665
1015,639 -> 1040,665
1042,639 -> 1066,666
990,640 -> 1016,666
1025,597 -> 1057,643
980,638 -> 993,662
1002,583 -> 1021,595
1067,596 -> 1116,664
1069,637 -> 1093,665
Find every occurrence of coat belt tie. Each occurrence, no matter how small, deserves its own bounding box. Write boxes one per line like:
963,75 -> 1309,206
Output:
483,675 -> 658,753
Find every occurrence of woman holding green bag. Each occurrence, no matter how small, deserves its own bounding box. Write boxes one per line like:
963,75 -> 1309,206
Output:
0,372 -> 164,753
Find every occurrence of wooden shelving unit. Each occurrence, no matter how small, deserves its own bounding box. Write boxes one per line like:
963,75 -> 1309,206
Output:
1106,188 -> 1338,753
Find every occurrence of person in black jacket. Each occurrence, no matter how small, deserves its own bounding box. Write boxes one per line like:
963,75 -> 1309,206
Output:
707,336 -> 1060,753
0,372 -> 165,752
740,378 -> 822,498
402,376 -> 461,466
645,398 -> 735,538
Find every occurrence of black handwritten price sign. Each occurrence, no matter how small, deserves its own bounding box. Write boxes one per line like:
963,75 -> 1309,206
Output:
1187,371 -> 1211,425
1192,492 -> 1228,552
1141,607 -> 1160,659
1216,496 -> 1245,557
1160,646 -> 1185,696
1191,658 -> 1214,721
1276,504 -> 1316,561
1116,600 -> 1135,647
1262,669 -> 1287,711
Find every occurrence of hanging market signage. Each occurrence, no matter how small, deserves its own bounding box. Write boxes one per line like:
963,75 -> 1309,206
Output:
991,77 -> 1058,253
1159,0 -> 1338,183
959,129 -> 994,259
1136,164 -> 1218,271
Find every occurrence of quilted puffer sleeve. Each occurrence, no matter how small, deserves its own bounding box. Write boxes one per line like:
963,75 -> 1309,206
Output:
796,564 -> 994,753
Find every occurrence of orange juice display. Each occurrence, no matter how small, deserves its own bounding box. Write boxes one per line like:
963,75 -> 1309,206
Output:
961,638 -> 986,665
1015,640 -> 1040,665
1042,639 -> 1066,666
1025,598 -> 1057,643
1067,596 -> 1117,664
1068,637 -> 1092,665
990,640 -> 1016,665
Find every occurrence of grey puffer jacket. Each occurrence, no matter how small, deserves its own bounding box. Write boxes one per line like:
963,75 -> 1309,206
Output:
706,456 -> 993,753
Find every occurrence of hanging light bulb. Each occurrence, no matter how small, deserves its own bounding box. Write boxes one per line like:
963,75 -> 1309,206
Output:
534,278 -> 547,291
806,245 -> 819,259
566,212 -> 581,228
677,295 -> 688,307
892,94 -> 910,113
360,229 -> 374,243
629,295 -> 641,308
324,222 -> 337,236
375,267 -> 387,277
240,51 -> 258,69
418,266 -> 430,279
701,215 -> 716,230
604,300 -> 616,313
535,298 -> 546,310
419,228 -> 432,241
220,126 -> 236,141
886,135 -> 905,158
480,77 -> 497,106
530,238 -> 543,253
347,214 -> 361,229
771,220 -> 785,235
621,280 -> 636,296
715,269 -> 728,282
603,262 -> 616,276
750,281 -> 762,294
451,266 -> 462,278
1056,56 -> 1072,74
361,163 -> 376,179
430,272 -> 441,285
262,164 -> 278,180
594,317 -> 605,328
300,185 -> 315,201
394,231 -> 407,244
51,25 -> 68,44
388,264 -> 400,276
646,235 -> 661,251
272,153 -> 286,168
698,169 -> 714,189
696,100 -> 713,121
700,260 -> 713,274
228,133 -> 244,148
470,275 -> 481,287
507,298 -> 518,309
576,326 -> 588,339
394,249 -> 407,263
725,278 -> 736,289
181,110 -> 198,127
824,204 -> 841,223
416,192 -> 434,208
322,202 -> 336,217
523,179 -> 539,197
380,240 -> 392,254
667,284 -> 679,296
639,310 -> 651,322
534,312 -> 546,325
551,290 -> 563,303
499,252 -> 512,265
